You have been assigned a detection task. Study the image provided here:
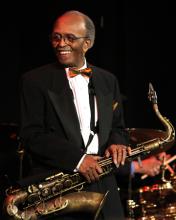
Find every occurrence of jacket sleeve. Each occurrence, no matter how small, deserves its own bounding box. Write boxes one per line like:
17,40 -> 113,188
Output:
107,77 -> 130,146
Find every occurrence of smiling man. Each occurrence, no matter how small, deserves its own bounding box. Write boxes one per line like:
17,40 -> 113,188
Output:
19,10 -> 131,220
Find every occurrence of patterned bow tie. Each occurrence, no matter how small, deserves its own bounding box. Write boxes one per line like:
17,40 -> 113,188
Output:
69,67 -> 92,78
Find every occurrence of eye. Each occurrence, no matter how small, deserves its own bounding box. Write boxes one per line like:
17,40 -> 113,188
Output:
51,33 -> 62,42
66,34 -> 77,43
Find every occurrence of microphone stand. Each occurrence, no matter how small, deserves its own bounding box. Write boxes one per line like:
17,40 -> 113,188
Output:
126,161 -> 136,220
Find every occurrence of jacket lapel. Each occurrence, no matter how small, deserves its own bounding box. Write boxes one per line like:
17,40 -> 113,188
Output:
92,70 -> 113,147
48,68 -> 82,145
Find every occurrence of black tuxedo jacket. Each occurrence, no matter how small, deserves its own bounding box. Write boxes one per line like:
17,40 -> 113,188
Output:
20,62 -> 130,220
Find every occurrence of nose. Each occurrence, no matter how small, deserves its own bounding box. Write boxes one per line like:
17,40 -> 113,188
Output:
57,37 -> 67,46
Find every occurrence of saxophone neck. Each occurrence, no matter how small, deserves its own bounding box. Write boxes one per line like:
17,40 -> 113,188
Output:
148,82 -> 175,149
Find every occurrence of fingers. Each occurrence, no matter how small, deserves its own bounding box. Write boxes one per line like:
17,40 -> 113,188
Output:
152,165 -> 161,176
116,146 -> 127,166
134,156 -> 163,177
127,146 -> 132,156
147,162 -> 161,176
105,144 -> 129,167
84,166 -> 101,183
146,156 -> 167,176
79,155 -> 103,183
105,150 -> 110,158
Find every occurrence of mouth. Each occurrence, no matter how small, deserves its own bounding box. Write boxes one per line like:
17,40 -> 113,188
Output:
55,49 -> 72,63
56,49 -> 71,56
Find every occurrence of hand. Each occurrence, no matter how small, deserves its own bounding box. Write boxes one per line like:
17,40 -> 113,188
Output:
133,155 -> 162,176
78,155 -> 103,183
105,144 -> 131,167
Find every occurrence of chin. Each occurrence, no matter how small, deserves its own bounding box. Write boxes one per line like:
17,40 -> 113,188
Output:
60,61 -> 76,68
62,63 -> 76,68
58,58 -> 75,68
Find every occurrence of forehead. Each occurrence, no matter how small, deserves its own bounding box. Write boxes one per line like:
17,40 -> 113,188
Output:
53,14 -> 86,35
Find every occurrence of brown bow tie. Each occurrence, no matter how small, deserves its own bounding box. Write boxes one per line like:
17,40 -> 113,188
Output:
69,67 -> 92,78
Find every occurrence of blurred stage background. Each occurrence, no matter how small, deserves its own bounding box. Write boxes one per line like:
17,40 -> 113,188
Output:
1,0 -> 176,128
0,0 -> 176,218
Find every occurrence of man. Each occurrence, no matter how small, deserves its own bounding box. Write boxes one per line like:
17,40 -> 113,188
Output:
20,10 -> 131,220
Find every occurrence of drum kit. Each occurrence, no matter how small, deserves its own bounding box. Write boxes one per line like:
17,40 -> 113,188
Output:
129,171 -> 176,220
126,128 -> 176,220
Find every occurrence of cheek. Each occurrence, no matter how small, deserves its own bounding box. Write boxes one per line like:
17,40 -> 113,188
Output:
74,41 -> 88,54
73,45 -> 85,56
51,41 -> 57,48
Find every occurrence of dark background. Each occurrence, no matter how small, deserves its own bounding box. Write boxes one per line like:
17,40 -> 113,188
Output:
1,1 -> 176,129
0,1 -> 176,217
1,0 -> 176,174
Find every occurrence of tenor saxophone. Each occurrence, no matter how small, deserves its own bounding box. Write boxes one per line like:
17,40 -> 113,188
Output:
3,83 -> 175,220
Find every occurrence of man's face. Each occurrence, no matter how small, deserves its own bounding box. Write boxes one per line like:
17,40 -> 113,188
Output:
51,14 -> 91,68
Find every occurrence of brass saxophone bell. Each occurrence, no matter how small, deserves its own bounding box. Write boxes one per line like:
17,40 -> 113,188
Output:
35,191 -> 108,220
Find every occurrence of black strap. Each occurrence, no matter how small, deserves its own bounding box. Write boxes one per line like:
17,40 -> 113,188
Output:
89,78 -> 95,132
85,78 -> 98,150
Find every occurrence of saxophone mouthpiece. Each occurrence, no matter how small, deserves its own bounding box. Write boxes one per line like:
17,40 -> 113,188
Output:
148,82 -> 157,104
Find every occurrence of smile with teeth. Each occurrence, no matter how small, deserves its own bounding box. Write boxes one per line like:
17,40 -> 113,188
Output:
59,51 -> 71,55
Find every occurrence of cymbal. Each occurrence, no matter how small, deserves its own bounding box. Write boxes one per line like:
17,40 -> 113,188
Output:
126,128 -> 175,153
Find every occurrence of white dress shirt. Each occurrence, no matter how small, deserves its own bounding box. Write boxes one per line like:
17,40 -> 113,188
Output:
65,61 -> 99,157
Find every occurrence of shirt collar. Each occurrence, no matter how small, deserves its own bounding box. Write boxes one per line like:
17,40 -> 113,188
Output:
66,59 -> 87,78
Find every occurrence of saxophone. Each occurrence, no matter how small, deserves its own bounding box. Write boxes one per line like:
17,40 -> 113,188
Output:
3,83 -> 175,220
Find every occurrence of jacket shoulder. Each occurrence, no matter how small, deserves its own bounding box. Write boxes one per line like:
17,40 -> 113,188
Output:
91,65 -> 117,80
22,62 -> 58,76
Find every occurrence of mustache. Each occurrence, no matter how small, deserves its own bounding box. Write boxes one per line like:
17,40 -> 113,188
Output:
53,46 -> 71,53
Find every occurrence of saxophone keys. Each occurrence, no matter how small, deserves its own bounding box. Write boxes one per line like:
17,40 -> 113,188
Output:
52,183 -> 64,194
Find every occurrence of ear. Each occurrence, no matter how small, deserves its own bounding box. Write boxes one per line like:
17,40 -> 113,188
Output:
83,39 -> 92,53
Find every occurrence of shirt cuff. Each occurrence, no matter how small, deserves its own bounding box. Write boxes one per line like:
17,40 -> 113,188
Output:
130,162 -> 135,176
74,154 -> 86,172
